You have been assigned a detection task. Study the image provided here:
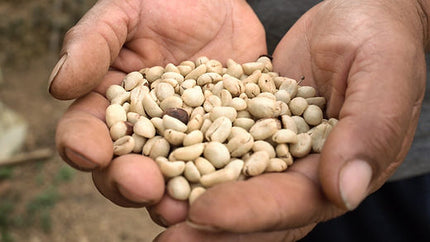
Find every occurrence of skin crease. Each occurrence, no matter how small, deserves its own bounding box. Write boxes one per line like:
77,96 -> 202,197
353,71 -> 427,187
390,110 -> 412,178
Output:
52,0 -> 266,229
49,0 -> 428,241
49,0 -> 266,100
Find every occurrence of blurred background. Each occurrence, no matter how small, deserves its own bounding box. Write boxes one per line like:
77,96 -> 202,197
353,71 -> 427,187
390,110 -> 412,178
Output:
0,0 -> 163,241
2,1 -> 429,241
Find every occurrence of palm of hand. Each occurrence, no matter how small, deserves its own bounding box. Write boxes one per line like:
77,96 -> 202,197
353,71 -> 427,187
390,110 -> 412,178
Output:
162,1 -> 426,240
50,0 -> 266,99
53,0 -> 428,241
111,0 -> 266,71
52,0 -> 267,228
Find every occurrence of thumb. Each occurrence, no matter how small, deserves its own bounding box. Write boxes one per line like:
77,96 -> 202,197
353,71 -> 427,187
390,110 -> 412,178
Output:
48,0 -> 140,100
319,38 -> 426,210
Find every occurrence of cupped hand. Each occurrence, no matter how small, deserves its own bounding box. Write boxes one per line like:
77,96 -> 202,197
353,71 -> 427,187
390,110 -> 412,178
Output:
49,0 -> 266,99
50,0 -> 266,225
155,0 -> 428,241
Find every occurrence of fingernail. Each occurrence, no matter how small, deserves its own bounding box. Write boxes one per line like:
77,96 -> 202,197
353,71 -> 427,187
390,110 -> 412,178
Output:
339,159 -> 372,210
186,219 -> 221,232
48,53 -> 68,93
64,147 -> 98,170
117,183 -> 149,204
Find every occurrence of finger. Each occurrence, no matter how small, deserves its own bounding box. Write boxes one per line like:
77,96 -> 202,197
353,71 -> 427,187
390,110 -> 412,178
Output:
147,193 -> 189,227
272,2 -> 351,113
272,1 -> 426,211
55,69 -> 126,171
55,91 -> 113,171
186,155 -> 344,233
318,34 -> 426,210
92,154 -> 165,207
93,69 -> 127,96
48,0 -> 141,100
272,4 -> 319,84
154,221 -> 316,242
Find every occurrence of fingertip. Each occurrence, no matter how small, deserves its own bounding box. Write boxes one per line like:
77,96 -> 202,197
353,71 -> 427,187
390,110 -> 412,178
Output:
319,120 -> 376,210
63,147 -> 99,171
49,0 -> 138,100
338,159 -> 372,210
48,53 -> 68,98
49,41 -> 110,100
147,193 -> 189,227
114,155 -> 165,203
92,154 -> 165,207
56,111 -> 113,170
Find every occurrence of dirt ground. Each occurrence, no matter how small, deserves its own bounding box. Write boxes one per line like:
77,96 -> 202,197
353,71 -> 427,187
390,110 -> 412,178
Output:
0,1 -> 164,241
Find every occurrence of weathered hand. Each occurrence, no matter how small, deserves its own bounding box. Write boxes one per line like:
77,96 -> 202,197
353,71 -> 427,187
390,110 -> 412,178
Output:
50,0 -> 266,225
272,0 -> 427,209
49,0 -> 266,99
155,0 -> 428,241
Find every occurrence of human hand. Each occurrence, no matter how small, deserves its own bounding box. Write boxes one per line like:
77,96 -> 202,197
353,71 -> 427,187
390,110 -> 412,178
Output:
154,0 -> 428,241
50,0 -> 266,225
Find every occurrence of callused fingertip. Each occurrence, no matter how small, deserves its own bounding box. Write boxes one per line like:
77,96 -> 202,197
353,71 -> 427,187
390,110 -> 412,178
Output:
185,219 -> 222,232
339,159 -> 373,210
64,147 -> 98,171
48,53 -> 68,95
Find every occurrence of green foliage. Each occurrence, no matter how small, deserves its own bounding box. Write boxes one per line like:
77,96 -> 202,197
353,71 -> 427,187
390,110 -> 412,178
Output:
54,165 -> 75,184
0,201 -> 14,227
36,172 -> 45,186
40,210 -> 52,233
26,187 -> 58,215
0,153 -> 77,239
0,167 -> 13,180
0,200 -> 15,242
1,228 -> 13,242
25,187 -> 59,234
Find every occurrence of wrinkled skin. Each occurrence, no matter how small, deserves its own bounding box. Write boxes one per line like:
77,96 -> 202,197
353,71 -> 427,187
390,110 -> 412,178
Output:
49,0 -> 266,100
50,0 -> 428,241
52,0 -> 265,227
